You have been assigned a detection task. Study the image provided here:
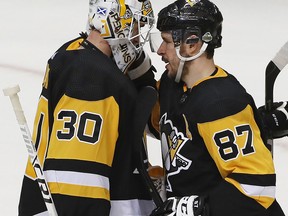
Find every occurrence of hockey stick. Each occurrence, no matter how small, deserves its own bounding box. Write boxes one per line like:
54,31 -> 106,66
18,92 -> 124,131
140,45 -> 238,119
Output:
265,41 -> 288,155
134,86 -> 164,208
3,85 -> 58,216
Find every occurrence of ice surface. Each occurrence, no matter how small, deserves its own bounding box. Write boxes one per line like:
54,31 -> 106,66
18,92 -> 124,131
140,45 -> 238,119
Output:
0,0 -> 287,214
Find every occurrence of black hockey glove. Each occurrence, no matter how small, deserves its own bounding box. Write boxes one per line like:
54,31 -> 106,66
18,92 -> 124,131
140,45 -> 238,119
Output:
150,195 -> 209,216
258,101 -> 288,138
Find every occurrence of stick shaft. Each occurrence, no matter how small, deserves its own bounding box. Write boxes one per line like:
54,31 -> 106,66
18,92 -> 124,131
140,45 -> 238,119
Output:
265,41 -> 288,155
3,85 -> 58,216
134,86 -> 163,207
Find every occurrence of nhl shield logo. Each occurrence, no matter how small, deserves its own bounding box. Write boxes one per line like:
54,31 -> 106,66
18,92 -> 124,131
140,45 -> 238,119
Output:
186,0 -> 201,7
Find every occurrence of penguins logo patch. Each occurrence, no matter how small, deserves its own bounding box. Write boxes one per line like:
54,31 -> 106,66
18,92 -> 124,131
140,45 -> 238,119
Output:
160,113 -> 192,192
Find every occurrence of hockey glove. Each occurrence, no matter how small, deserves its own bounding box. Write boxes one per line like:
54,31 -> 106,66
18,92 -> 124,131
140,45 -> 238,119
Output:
150,195 -> 209,216
127,51 -> 157,90
127,50 -> 152,79
258,101 -> 288,138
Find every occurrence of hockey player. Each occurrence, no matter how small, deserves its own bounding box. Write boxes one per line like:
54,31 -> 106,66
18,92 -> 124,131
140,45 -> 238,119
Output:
147,0 -> 286,215
18,0 -> 156,215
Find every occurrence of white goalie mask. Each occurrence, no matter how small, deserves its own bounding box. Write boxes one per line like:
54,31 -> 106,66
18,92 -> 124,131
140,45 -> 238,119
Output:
87,0 -> 155,73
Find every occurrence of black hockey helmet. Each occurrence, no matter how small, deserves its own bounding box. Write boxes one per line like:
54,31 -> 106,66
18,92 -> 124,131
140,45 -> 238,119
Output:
157,0 -> 223,49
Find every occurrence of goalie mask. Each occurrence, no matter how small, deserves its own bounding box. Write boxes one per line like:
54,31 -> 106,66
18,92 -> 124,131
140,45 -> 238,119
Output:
87,0 -> 154,73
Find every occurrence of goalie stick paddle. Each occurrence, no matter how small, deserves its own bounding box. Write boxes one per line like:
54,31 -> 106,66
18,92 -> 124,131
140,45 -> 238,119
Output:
3,85 -> 58,216
265,41 -> 288,155
134,86 -> 164,208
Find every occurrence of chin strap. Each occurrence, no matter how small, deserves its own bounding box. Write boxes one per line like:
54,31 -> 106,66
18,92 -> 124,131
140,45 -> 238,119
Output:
174,43 -> 208,83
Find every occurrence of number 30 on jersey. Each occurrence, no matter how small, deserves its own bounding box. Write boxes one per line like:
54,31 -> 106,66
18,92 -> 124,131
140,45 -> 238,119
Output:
56,109 -> 103,145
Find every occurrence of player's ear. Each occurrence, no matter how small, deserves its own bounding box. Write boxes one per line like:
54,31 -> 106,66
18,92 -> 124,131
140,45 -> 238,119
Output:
185,35 -> 201,56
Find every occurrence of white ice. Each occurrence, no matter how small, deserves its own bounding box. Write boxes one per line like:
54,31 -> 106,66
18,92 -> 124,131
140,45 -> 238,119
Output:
0,0 -> 287,215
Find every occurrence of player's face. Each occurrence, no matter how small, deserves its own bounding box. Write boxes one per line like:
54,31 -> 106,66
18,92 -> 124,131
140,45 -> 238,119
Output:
157,32 -> 180,79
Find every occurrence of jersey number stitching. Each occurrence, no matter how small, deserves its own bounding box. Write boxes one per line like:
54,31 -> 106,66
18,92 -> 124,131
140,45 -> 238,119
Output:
56,110 -> 103,145
213,124 -> 255,161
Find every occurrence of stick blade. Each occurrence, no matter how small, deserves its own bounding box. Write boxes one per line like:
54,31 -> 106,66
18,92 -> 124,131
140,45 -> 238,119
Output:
272,41 -> 288,71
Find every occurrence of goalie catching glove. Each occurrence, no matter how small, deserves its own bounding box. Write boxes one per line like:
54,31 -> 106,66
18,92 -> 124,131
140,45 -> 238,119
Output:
258,101 -> 288,138
150,195 -> 209,216
127,50 -> 152,80
127,50 -> 157,90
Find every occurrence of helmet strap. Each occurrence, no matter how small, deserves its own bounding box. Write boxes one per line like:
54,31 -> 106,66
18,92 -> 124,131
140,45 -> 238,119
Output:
175,58 -> 185,83
174,42 -> 208,83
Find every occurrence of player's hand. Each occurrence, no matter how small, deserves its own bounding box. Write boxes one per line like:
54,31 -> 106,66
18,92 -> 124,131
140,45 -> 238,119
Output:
150,195 -> 209,216
258,101 -> 288,138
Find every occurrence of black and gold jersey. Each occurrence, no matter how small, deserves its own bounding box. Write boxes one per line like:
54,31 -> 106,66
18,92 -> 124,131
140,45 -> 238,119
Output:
18,36 -> 153,216
151,66 -> 277,213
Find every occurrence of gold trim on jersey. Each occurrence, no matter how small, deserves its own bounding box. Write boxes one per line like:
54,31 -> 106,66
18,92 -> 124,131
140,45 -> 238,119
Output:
192,66 -> 228,88
66,38 -> 84,50
45,170 -> 109,189
25,96 -> 49,180
151,99 -> 160,134
183,114 -> 192,140
226,177 -> 275,209
42,64 -> 50,89
45,170 -> 110,200
48,182 -> 110,200
146,80 -> 160,137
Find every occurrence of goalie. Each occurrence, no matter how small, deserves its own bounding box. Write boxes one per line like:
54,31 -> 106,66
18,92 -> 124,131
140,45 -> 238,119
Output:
18,0 -> 156,215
